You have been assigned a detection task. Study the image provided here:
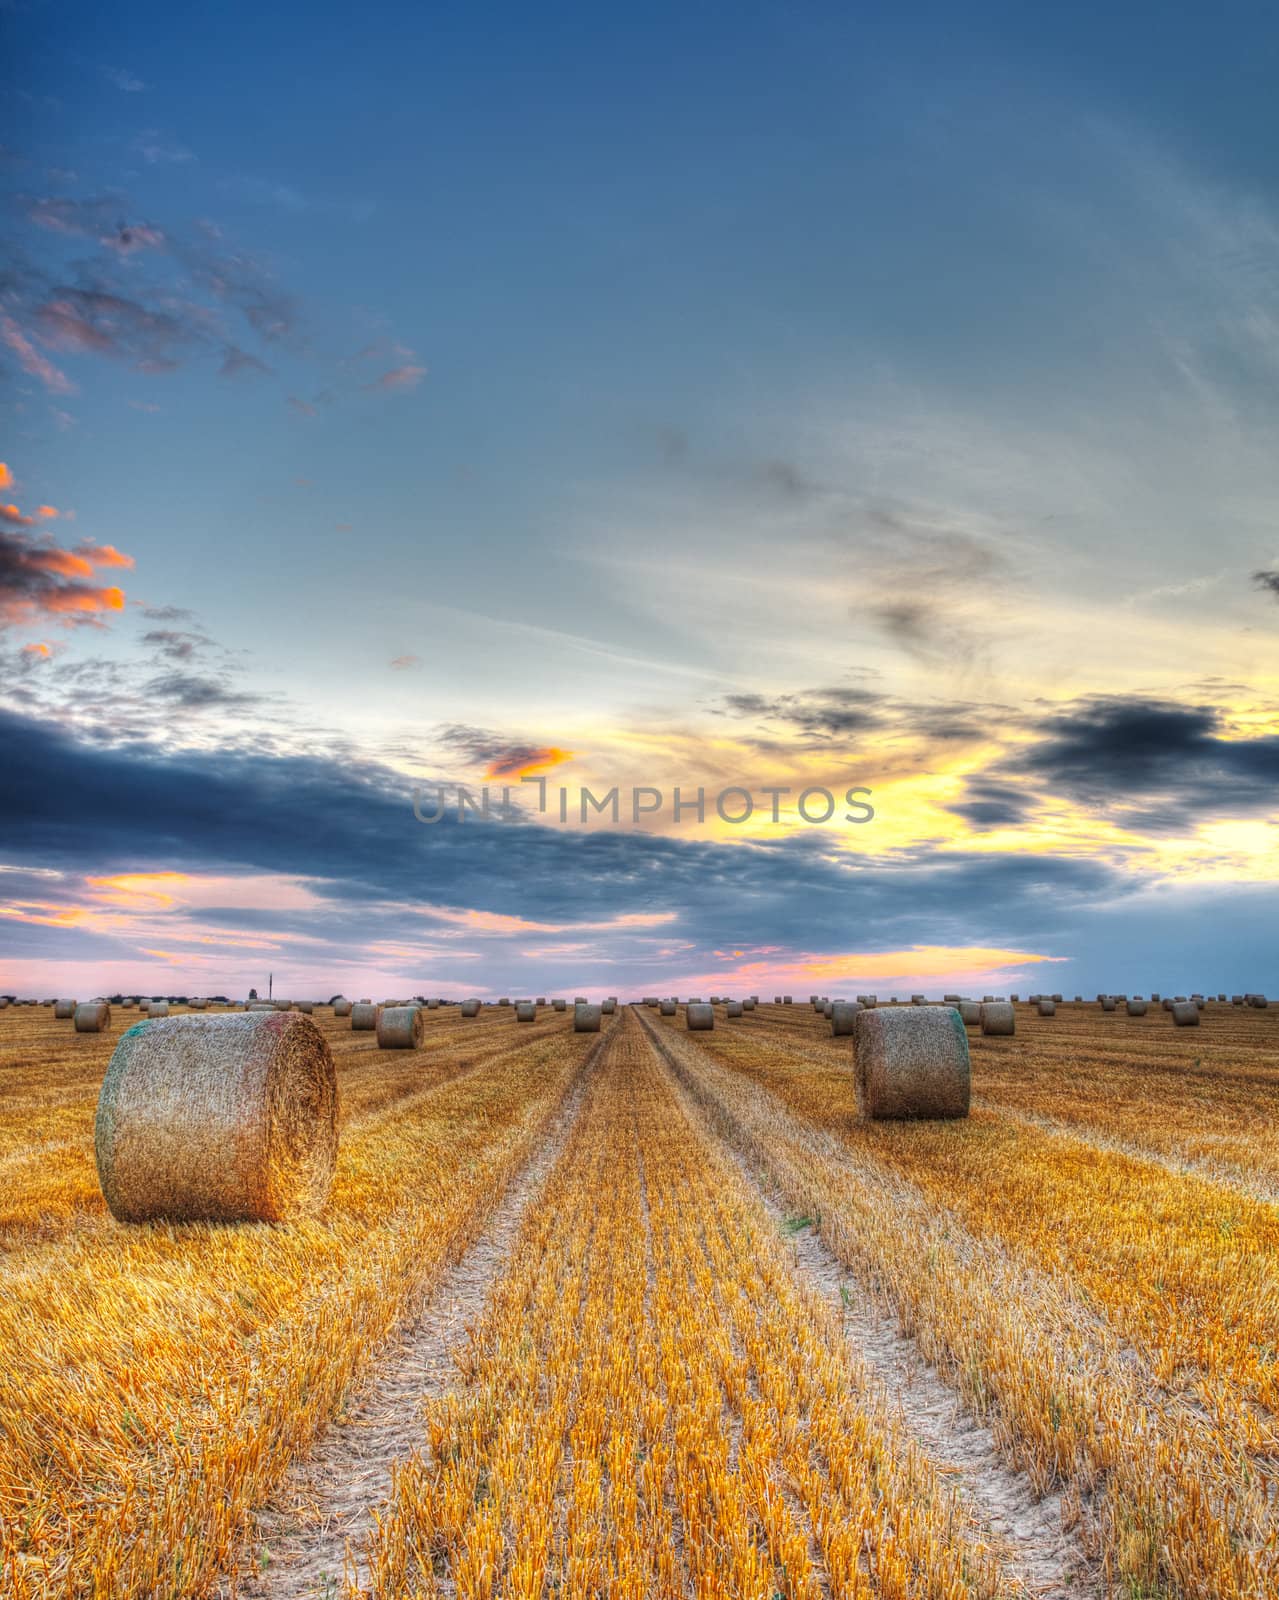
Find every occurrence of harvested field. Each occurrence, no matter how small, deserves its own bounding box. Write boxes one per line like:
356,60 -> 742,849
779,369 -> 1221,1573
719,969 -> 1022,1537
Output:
0,997 -> 1276,1598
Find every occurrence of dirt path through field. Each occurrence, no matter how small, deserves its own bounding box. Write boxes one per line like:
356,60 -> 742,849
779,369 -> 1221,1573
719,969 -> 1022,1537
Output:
635,1005 -> 1105,1600
229,1031 -> 605,1600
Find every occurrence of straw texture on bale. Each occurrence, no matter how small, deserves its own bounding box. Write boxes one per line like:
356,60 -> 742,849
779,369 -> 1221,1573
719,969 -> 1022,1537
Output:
853,1006 -> 970,1120
726,1000 -> 744,1018
1171,1001 -> 1201,1027
95,1011 -> 338,1224
377,1005 -> 424,1049
686,1002 -> 714,1031
350,1002 -> 379,1031
461,999 -> 480,1017
1037,999 -> 1056,1016
516,1001 -> 536,1022
659,999 -> 676,1016
574,1002 -> 602,1032
54,998 -> 77,1020
333,999 -> 353,1017
957,1001 -> 981,1026
601,998 -> 616,1015
980,1001 -> 1015,1036
1127,999 -> 1148,1016
75,1001 -> 111,1033
831,1000 -> 861,1035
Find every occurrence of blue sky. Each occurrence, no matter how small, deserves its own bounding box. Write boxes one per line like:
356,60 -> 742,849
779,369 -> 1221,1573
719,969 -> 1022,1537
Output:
3,1 -> 1278,998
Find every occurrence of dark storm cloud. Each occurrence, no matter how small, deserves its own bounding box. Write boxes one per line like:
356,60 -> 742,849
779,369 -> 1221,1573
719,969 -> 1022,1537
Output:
944,781 -> 1035,831
1253,569 -> 1279,601
716,686 -> 887,740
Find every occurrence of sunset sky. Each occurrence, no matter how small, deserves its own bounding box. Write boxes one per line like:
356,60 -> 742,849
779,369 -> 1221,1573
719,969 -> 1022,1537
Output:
3,1 -> 1278,999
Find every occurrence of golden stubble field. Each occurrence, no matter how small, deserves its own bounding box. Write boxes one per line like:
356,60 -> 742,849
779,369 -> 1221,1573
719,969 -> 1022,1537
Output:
0,996 -> 1276,1599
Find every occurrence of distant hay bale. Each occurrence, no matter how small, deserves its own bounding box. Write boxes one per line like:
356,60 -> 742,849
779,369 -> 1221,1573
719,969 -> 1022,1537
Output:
296,1002 -> 314,1015
601,998 -> 616,1015
249,1002 -> 276,1012
854,1006 -> 970,1120
1127,999 -> 1148,1016
686,1002 -> 714,1031
980,1001 -> 1015,1036
377,1005 -> 424,1049
1250,994 -> 1269,1009
189,999 -> 208,1011
350,1003 -> 380,1031
1150,992 -> 1160,1002
957,1001 -> 981,1026
75,1001 -> 111,1033
95,1011 -> 338,1224
1232,994 -> 1244,1005
1100,996 -> 1116,1011
1037,999 -> 1056,1016
659,999 -> 676,1016
831,1000 -> 861,1035
726,1000 -> 743,1018
147,1002 -> 170,1019
574,1002 -> 602,1032
742,997 -> 755,1010
498,997 -> 511,1007
516,1001 -> 536,1022
552,999 -> 567,1012
1171,1001 -> 1200,1027
55,999 -> 77,1020
643,997 -> 659,1008
782,995 -> 793,1004
334,999 -> 353,1017
461,999 -> 481,1017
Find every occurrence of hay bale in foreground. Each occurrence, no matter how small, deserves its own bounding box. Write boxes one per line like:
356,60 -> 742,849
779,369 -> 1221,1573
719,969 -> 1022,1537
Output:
75,1001 -> 111,1033
831,1000 -> 861,1035
574,1002 -> 602,1032
659,999 -> 676,1016
55,998 -> 77,1020
1171,1001 -> 1200,1027
980,1001 -> 1015,1036
95,1011 -> 338,1224
1127,999 -> 1148,1016
377,1005 -> 424,1049
854,1006 -> 970,1120
516,1001 -> 536,1022
686,1002 -> 714,1031
461,999 -> 481,1017
350,1002 -> 379,1031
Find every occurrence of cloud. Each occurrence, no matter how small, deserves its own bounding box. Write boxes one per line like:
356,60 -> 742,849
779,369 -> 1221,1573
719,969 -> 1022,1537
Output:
132,131 -> 195,165
389,654 -> 420,670
1253,569 -> 1279,601
139,603 -> 193,621
287,395 -> 317,416
362,364 -> 426,392
0,528 -> 128,629
103,66 -> 145,93
434,724 -> 575,780
219,345 -> 273,378
0,315 -> 75,394
0,465 -> 11,489
142,628 -> 210,662
35,289 -> 196,369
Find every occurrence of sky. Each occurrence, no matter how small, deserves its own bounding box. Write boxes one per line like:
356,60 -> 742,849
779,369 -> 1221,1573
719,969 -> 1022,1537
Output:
2,0 -> 1278,1000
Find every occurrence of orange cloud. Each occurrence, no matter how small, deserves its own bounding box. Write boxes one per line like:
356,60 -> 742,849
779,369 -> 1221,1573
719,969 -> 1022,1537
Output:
0,315 -> 75,395
0,503 -> 35,527
0,464 -> 11,488
22,642 -> 51,658
485,746 -> 575,781
76,541 -> 134,569
88,871 -> 189,908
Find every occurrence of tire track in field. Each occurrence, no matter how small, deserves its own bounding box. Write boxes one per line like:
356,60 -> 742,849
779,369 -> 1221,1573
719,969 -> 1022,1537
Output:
229,1027 -> 610,1600
635,1006 -> 1105,1600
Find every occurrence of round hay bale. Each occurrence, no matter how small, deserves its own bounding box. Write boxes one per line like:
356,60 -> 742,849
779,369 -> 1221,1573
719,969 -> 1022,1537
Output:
1171,1001 -> 1200,1027
726,1000 -> 744,1018
686,1002 -> 714,1031
333,999 -> 353,1017
742,997 -> 755,1011
95,1011 -> 338,1224
188,998 -> 208,1011
659,999 -> 676,1016
1250,994 -> 1269,1009
350,1002 -> 380,1031
249,1002 -> 276,1012
147,1001 -> 170,1018
1037,999 -> 1056,1017
574,1002 -> 602,1032
831,1000 -> 861,1035
54,998 -> 77,1020
1232,994 -> 1244,1005
853,1006 -> 970,1120
377,1005 -> 424,1049
552,999 -> 567,1012
296,1002 -> 314,1015
1100,996 -> 1116,1011
980,1001 -> 1015,1036
957,1000 -> 981,1026
461,998 -> 481,1017
1127,999 -> 1148,1016
601,998 -> 616,1015
516,1001 -> 536,1022
74,1001 -> 111,1033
